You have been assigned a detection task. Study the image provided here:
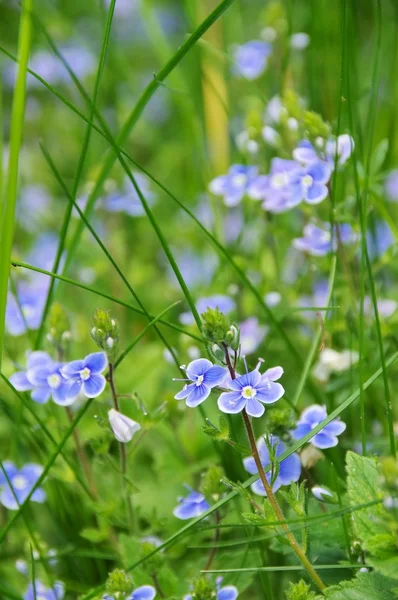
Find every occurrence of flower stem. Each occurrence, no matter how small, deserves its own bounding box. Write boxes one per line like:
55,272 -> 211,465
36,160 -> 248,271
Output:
222,344 -> 326,592
241,410 -> 326,592
108,362 -> 134,530
65,407 -> 98,498
204,510 -> 221,571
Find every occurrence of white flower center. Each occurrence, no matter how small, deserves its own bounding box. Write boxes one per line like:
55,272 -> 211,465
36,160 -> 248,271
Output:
242,385 -> 257,399
301,174 -> 313,188
22,306 -> 34,318
11,475 -> 27,490
196,375 -> 204,386
231,173 -> 247,188
47,373 -> 61,389
79,367 -> 91,381
271,172 -> 289,189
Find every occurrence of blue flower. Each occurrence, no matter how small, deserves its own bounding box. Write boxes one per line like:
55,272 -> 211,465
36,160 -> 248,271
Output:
5,283 -> 47,336
174,359 -> 227,408
0,462 -> 46,510
209,165 -> 258,207
218,365 -> 284,417
385,169 -> 398,202
239,317 -> 268,355
292,405 -> 346,449
179,295 -> 235,326
103,173 -> 155,217
247,158 -> 302,213
173,488 -> 210,520
61,352 -> 108,398
293,223 -> 357,256
103,586 -> 156,600
293,135 -> 355,167
184,578 -> 238,600
24,581 -> 64,600
288,160 -> 331,205
243,437 -> 301,495
366,221 -> 394,260
10,352 -> 79,406
233,40 -> 271,80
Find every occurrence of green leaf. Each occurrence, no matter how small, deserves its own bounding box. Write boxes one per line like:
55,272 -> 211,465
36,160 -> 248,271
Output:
285,579 -> 321,600
324,571 -> 398,599
370,139 -> 389,176
80,527 -> 110,543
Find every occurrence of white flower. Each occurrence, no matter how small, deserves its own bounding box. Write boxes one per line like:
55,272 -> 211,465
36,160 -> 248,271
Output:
262,126 -> 281,147
290,33 -> 310,50
311,486 -> 333,501
108,409 -> 141,443
312,348 -> 359,383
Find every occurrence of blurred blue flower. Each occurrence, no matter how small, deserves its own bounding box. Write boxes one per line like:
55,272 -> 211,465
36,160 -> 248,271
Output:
363,296 -> 397,319
209,165 -> 258,207
24,581 -> 64,600
173,487 -> 210,520
243,437 -> 301,495
385,169 -> 398,202
103,586 -> 156,600
174,359 -> 227,408
366,221 -> 394,259
10,351 -> 79,406
239,317 -> 268,355
61,352 -> 108,398
0,462 -> 46,510
292,405 -> 346,449
247,158 -> 302,213
16,185 -> 51,232
294,135 -> 355,167
218,365 -> 284,417
288,161 -> 331,205
293,223 -> 357,256
179,295 -> 235,325
103,173 -> 155,217
233,41 -> 271,80
167,249 -> 218,289
298,279 -> 330,320
5,283 -> 47,336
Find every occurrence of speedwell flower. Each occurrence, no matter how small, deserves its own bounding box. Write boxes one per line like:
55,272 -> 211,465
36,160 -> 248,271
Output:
24,581 -> 64,600
174,358 -> 227,407
184,578 -> 238,600
233,40 -> 271,80
293,223 -> 357,256
103,586 -> 156,600
209,164 -> 258,207
243,437 -> 301,495
218,365 -> 284,417
288,160 -> 331,205
108,409 -> 141,443
173,488 -> 210,520
0,462 -> 46,510
61,352 -> 107,398
292,405 -> 346,449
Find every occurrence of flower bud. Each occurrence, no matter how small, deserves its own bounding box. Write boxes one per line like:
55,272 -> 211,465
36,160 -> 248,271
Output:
108,409 -> 141,443
311,485 -> 338,504
91,309 -> 119,360
47,303 -> 72,352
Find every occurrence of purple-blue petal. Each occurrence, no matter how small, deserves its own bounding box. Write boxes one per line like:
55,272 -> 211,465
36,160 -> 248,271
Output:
174,383 -> 196,400
185,384 -> 211,407
278,453 -> 301,485
312,432 -> 338,449
242,455 -> 257,475
0,461 -> 18,485
238,370 -> 261,388
202,365 -> 227,387
322,420 -> 346,436
218,391 -> 246,414
31,387 -> 51,404
307,161 -> 331,184
81,374 -> 106,398
255,382 -> 284,404
131,586 -> 157,600
186,358 -> 213,380
61,360 -> 84,379
84,352 -> 107,374
305,182 -> 328,204
217,586 -> 239,600
301,404 -> 327,426
9,371 -> 33,391
291,423 -> 312,439
245,397 -> 265,417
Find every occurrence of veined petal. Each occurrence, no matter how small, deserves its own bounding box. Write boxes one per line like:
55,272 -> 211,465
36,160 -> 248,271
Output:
312,432 -> 338,449
84,352 -> 107,374
202,365 -> 227,387
52,382 -> 78,406
323,419 -> 346,436
300,404 -> 327,425
131,586 -> 157,600
186,358 -> 213,380
26,365 -> 53,386
308,161 -> 331,184
218,391 -> 246,414
174,383 -> 195,400
61,360 -> 84,379
278,453 -> 301,485
82,374 -> 106,398
245,397 -> 265,417
255,382 -> 284,404
185,384 -> 211,407
238,370 -> 261,388
305,182 -> 328,204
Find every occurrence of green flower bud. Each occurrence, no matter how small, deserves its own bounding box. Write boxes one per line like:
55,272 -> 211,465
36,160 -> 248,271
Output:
91,309 -> 119,360
47,303 -> 72,355
105,569 -> 133,596
191,577 -> 214,600
201,307 -> 231,344
303,110 -> 331,140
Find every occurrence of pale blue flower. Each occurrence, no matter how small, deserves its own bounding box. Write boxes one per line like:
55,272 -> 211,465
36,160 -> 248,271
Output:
366,221 -> 394,259
239,317 -> 268,355
243,437 -> 301,495
104,173 -> 155,217
24,580 -> 64,600
173,488 -> 210,520
10,351 -> 79,406
0,462 -> 46,510
247,158 -> 302,213
218,365 -> 284,417
5,283 -> 47,336
293,135 -> 355,168
292,405 -> 346,449
385,169 -> 398,202
293,223 -> 357,256
174,359 -> 227,408
61,352 -> 108,398
103,586 -> 156,600
288,161 -> 331,205
209,165 -> 258,207
179,295 -> 235,326
233,40 -> 271,80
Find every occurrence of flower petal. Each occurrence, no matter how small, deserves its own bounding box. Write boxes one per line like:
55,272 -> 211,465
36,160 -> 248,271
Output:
305,183 -> 328,204
245,397 -> 265,418
262,366 -> 283,381
312,432 -> 338,449
242,455 -> 257,475
323,419 -> 346,436
217,391 -> 246,414
84,352 -> 107,374
31,387 -> 51,404
52,382 -> 78,406
61,360 -> 84,379
0,461 -> 17,485
82,374 -> 106,398
291,423 -> 312,439
300,404 -> 327,426
238,370 -> 261,388
202,365 -> 227,387
308,161 -> 331,184
185,384 -> 211,408
255,382 -> 284,404
217,586 -> 239,600
131,586 -> 157,600
186,358 -> 213,380
26,351 -> 53,369
278,453 -> 301,485
31,488 -> 47,504
9,371 -> 33,391
209,175 -> 227,195
174,383 -> 196,400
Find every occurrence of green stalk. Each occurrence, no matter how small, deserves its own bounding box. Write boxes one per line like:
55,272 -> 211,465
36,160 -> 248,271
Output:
0,0 -> 33,371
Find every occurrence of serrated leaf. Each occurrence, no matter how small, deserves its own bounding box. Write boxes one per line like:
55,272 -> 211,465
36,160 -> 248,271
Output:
324,571 -> 398,599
